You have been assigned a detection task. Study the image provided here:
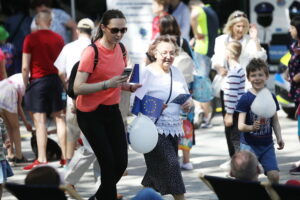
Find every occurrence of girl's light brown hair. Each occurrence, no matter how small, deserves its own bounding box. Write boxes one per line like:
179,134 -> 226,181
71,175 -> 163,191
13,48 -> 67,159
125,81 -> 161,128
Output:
226,41 -> 242,60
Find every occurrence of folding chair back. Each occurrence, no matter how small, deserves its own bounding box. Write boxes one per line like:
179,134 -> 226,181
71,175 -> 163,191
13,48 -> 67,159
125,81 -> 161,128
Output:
5,182 -> 67,200
200,174 -> 271,200
271,183 -> 300,200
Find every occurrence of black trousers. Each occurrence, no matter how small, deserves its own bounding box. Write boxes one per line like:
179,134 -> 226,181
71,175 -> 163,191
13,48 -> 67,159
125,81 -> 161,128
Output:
77,104 -> 128,200
220,90 -> 240,157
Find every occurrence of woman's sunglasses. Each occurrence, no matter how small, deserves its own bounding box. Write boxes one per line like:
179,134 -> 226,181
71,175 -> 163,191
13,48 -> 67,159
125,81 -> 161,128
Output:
106,26 -> 128,34
232,13 -> 247,19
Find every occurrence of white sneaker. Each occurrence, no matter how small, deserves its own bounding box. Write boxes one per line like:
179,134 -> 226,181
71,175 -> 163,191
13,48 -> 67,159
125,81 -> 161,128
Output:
181,162 -> 193,170
219,160 -> 231,170
201,121 -> 213,128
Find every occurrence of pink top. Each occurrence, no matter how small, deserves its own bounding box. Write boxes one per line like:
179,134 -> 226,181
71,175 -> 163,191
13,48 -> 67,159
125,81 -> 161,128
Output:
76,41 -> 127,112
8,73 -> 25,96
0,49 -> 5,81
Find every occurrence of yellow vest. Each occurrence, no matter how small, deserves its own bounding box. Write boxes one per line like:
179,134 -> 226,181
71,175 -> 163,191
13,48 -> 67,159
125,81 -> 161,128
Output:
194,6 -> 209,55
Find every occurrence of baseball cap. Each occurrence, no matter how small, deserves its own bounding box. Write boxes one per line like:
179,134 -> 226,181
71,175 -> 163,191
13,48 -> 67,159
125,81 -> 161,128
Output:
0,26 -> 9,41
77,18 -> 95,30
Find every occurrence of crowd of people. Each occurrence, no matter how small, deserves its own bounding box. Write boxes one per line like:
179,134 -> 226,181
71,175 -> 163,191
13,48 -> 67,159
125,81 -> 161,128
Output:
0,0 -> 300,199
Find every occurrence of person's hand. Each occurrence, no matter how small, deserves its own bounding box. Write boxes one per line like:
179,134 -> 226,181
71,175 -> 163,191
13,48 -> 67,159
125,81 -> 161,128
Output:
252,120 -> 260,131
293,47 -> 300,55
224,113 -> 233,127
219,67 -> 228,76
162,104 -> 168,110
107,75 -> 129,88
71,104 -> 77,114
25,123 -> 33,132
249,24 -> 258,40
129,84 -> 142,92
196,33 -> 205,40
277,139 -> 285,150
181,99 -> 193,113
293,73 -> 300,83
4,139 -> 11,149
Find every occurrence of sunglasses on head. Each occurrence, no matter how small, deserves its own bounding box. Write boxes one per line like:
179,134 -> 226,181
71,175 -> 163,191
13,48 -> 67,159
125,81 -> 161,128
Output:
106,26 -> 127,34
232,13 -> 247,19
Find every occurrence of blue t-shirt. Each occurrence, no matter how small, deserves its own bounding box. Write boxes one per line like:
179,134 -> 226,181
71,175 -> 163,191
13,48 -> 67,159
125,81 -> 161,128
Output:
236,91 -> 280,146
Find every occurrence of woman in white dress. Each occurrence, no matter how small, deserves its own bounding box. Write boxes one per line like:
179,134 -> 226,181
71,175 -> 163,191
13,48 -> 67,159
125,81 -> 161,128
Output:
135,35 -> 193,200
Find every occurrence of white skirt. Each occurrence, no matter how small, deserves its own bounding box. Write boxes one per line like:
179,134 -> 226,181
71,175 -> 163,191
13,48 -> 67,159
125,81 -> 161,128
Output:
0,79 -> 18,113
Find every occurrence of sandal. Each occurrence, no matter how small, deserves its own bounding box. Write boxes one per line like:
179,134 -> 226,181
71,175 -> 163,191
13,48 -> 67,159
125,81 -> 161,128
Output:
14,156 -> 28,163
7,157 -> 16,162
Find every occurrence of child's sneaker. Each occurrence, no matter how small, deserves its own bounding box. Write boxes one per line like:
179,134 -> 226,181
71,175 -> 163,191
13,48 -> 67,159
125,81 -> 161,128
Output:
23,160 -> 48,170
289,166 -> 300,175
180,162 -> 193,170
201,121 -> 213,128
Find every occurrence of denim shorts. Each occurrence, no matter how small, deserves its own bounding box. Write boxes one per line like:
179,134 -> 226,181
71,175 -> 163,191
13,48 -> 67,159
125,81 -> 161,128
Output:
25,74 -> 65,114
240,142 -> 279,173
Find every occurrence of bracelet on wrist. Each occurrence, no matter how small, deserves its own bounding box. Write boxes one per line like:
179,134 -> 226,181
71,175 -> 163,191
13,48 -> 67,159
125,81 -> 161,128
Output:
103,81 -> 107,90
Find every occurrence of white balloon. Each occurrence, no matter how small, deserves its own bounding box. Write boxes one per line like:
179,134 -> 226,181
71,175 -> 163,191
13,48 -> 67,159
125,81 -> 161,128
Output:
251,88 -> 276,118
128,114 -> 158,154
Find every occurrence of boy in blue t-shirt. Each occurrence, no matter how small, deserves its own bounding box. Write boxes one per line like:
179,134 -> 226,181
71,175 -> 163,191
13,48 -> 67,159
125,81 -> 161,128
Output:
236,58 -> 284,183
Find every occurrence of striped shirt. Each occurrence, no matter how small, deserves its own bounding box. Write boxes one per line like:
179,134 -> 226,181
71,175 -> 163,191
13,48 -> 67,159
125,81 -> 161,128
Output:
223,65 -> 245,114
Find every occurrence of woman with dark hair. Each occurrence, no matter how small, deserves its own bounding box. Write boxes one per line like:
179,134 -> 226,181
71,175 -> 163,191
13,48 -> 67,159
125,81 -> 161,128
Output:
74,9 -> 141,200
159,14 -> 195,170
159,15 -> 192,57
288,16 -> 300,174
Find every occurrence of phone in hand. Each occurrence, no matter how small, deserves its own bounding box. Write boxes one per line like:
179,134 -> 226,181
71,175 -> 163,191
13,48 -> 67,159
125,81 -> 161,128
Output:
122,68 -> 132,77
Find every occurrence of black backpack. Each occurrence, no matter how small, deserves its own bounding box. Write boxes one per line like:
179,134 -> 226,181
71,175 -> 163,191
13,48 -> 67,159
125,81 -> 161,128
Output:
67,42 -> 126,99
67,43 -> 98,99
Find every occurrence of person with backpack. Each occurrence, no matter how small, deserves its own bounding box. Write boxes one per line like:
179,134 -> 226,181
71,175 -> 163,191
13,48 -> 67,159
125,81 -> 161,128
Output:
54,18 -> 95,166
73,9 -> 141,200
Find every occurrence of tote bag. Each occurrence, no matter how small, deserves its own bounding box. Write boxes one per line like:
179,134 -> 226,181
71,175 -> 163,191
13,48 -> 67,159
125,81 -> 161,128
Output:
192,52 -> 214,102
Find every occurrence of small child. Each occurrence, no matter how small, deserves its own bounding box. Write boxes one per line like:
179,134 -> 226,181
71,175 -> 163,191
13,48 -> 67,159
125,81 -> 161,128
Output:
223,41 -> 245,156
0,117 -> 13,199
236,58 -> 284,183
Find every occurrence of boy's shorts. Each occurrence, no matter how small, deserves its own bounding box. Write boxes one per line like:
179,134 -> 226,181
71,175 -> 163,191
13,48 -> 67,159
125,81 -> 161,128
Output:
240,142 -> 279,173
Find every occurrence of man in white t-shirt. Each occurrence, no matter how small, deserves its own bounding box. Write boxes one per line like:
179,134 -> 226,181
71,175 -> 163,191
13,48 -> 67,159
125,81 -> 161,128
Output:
54,18 -> 94,168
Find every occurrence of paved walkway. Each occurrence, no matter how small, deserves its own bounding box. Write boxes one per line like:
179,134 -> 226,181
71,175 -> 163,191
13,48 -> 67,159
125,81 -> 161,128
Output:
2,108 -> 300,200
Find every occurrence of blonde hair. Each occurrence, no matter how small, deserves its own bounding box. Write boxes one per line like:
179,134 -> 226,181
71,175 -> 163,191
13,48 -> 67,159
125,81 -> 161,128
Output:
223,10 -> 249,35
226,41 -> 242,60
